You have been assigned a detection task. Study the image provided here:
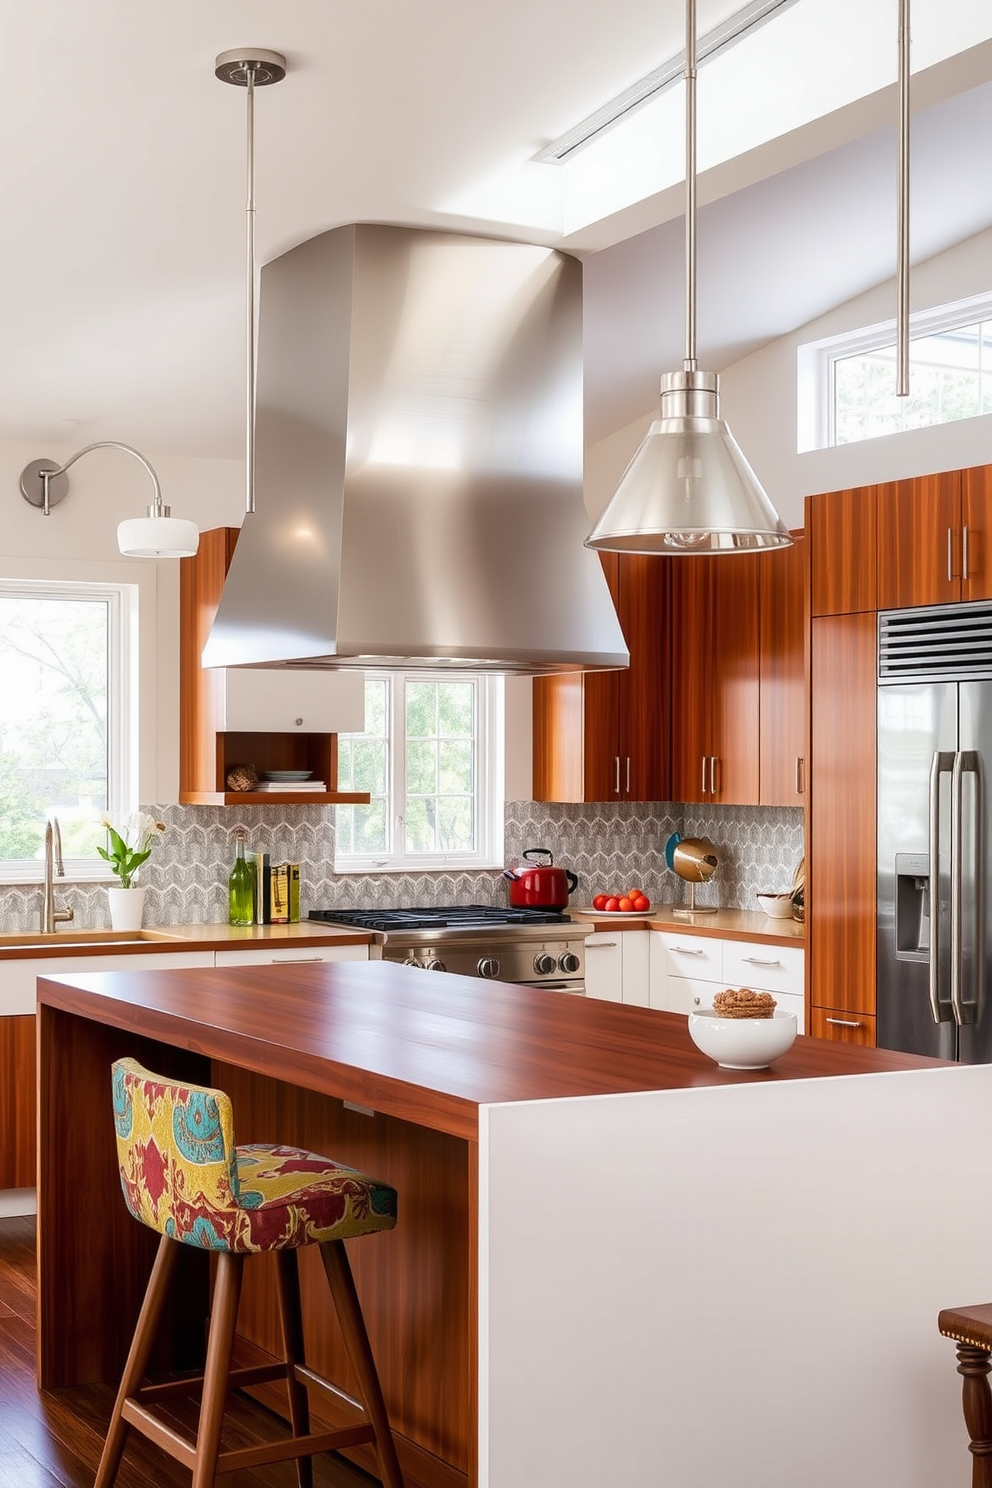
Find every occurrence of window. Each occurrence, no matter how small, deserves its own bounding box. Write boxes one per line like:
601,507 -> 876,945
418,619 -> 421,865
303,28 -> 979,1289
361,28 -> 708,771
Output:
799,292 -> 992,451
0,579 -> 137,879
334,672 -> 504,872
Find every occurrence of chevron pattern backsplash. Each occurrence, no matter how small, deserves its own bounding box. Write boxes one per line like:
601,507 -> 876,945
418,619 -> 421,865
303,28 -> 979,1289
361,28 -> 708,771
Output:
0,801 -> 803,932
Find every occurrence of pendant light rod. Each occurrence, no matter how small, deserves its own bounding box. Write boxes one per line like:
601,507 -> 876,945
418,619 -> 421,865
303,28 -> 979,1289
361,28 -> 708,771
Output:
684,0 -> 697,373
896,0 -> 910,397
215,48 -> 287,517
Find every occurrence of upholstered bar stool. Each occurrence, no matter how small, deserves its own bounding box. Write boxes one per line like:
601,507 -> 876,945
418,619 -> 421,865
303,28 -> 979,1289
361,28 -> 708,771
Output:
938,1302 -> 992,1488
95,1058 -> 404,1488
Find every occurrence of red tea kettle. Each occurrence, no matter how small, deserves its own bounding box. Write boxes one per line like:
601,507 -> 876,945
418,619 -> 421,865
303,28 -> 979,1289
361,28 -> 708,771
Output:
503,848 -> 578,910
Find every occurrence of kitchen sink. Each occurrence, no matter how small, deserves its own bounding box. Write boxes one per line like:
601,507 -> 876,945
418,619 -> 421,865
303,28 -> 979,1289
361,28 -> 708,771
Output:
0,929 -> 183,950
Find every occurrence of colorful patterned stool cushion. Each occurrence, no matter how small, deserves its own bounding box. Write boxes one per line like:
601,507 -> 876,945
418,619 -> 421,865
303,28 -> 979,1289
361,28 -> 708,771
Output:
112,1058 -> 397,1253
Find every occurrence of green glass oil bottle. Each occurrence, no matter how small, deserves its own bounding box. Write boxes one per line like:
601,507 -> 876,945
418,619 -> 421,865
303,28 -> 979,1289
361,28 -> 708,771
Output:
228,828 -> 254,926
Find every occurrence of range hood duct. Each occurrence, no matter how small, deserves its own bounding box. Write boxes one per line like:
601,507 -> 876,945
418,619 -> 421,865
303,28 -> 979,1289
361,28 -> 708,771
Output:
202,224 -> 629,675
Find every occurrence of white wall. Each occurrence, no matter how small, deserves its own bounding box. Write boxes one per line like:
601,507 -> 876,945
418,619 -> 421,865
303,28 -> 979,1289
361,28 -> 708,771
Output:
586,226 -> 992,531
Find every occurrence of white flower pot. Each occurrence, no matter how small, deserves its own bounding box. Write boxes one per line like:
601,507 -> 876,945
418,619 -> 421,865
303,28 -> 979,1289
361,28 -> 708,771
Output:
107,885 -> 146,932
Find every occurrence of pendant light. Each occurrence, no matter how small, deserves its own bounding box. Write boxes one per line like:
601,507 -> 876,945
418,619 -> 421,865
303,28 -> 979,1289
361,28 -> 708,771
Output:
586,0 -> 791,555
215,48 -> 287,517
896,0 -> 910,397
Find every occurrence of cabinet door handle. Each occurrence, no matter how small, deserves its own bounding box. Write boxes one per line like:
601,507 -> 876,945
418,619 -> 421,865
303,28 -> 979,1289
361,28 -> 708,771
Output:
825,1017 -> 863,1028
795,756 -> 805,795
964,524 -> 970,581
672,945 -> 705,956
614,756 -> 621,795
742,956 -> 782,968
270,955 -> 324,963
948,526 -> 955,582
710,756 -> 720,795
701,756 -> 709,795
586,940 -> 618,949
625,756 -> 631,793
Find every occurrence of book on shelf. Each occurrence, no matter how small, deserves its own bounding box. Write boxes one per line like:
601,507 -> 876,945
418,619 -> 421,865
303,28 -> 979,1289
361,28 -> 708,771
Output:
250,852 -> 271,925
270,862 -> 301,924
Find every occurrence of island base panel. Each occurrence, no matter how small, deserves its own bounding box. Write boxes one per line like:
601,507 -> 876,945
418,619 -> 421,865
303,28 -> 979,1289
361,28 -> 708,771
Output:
214,1063 -> 475,1488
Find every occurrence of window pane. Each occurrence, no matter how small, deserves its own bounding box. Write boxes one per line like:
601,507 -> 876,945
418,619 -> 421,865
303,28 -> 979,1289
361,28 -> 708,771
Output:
438,683 -> 474,736
404,797 -> 435,853
405,682 -> 437,737
439,739 -> 473,795
406,739 -> 437,796
438,796 -> 474,851
0,595 -> 109,861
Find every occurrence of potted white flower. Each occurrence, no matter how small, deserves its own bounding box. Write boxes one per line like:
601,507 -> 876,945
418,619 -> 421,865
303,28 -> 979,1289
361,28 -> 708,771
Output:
98,812 -> 166,931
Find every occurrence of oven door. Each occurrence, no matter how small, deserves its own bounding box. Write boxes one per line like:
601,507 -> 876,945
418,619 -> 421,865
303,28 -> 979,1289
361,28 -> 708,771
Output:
519,979 -> 585,996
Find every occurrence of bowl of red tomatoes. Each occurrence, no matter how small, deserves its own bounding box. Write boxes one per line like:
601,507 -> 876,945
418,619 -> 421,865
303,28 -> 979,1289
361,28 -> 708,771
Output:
589,889 -> 652,915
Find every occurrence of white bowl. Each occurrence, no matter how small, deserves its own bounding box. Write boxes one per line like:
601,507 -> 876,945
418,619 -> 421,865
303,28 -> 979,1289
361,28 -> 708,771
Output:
756,892 -> 795,919
688,1009 -> 798,1070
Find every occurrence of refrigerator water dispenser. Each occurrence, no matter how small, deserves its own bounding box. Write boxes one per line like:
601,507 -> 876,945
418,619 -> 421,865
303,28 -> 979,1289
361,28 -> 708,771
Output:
894,852 -> 930,960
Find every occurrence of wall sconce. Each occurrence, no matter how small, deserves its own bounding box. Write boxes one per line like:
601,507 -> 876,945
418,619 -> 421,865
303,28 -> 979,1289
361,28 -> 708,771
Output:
19,440 -> 199,558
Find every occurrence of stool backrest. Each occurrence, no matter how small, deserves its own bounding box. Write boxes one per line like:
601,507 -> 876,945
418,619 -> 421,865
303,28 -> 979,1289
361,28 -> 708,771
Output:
111,1058 -> 243,1244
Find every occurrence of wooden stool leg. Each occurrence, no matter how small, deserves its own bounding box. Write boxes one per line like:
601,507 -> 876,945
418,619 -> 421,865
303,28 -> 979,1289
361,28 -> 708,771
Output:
957,1343 -> 992,1488
93,1234 -> 182,1488
319,1240 -> 405,1488
190,1251 -> 244,1488
276,1249 -> 313,1488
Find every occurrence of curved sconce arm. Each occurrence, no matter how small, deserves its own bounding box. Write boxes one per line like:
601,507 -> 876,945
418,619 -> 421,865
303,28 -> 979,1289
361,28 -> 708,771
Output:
19,440 -> 199,558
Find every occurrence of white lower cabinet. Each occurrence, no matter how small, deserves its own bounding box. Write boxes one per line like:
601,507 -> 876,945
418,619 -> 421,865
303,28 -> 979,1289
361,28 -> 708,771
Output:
0,951 -> 215,1016
584,931 -> 649,1006
213,943 -> 370,967
649,930 -> 805,1026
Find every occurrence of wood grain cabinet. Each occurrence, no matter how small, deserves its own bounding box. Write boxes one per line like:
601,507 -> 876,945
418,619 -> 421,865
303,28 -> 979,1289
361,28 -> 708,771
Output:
533,553 -> 670,802
0,1015 -> 35,1188
179,527 -> 370,806
876,467 -> 992,609
670,553 -> 761,805
759,534 -> 806,806
808,485 -> 877,616
808,612 -> 877,1040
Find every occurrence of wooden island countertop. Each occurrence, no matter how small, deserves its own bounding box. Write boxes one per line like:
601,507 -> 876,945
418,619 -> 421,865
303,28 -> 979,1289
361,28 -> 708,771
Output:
36,960 -> 949,1488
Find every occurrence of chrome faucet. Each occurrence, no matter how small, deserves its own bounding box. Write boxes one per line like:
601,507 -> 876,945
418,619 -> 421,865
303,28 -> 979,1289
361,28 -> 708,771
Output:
41,817 -> 74,934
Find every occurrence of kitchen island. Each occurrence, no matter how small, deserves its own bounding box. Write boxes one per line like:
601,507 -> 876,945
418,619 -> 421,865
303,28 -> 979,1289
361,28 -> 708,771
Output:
36,961 -> 987,1488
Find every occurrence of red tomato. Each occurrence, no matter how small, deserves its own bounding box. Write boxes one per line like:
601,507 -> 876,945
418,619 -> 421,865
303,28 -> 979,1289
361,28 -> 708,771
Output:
605,896 -> 620,912
618,896 -> 634,912
627,888 -> 643,902
633,894 -> 650,912
592,893 -> 608,911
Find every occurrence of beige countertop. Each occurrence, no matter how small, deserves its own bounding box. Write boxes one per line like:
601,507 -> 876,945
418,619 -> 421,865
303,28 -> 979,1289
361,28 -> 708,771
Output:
570,905 -> 804,946
0,921 -> 378,959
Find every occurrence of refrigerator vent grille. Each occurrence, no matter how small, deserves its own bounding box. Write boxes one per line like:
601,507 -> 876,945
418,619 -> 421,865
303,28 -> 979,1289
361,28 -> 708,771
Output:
879,603 -> 992,683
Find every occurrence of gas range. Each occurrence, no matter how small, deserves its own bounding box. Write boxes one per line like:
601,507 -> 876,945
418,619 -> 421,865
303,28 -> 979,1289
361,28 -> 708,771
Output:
307,904 -> 587,992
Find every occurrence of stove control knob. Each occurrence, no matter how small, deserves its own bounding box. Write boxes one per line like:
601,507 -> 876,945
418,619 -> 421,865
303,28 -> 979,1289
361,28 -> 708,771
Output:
533,952 -> 558,976
424,957 -> 447,973
403,956 -> 421,968
477,957 -> 501,979
558,951 -> 581,975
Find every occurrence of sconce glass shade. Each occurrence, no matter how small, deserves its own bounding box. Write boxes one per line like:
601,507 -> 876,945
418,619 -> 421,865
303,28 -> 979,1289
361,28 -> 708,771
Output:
585,371 -> 792,554
117,514 -> 199,558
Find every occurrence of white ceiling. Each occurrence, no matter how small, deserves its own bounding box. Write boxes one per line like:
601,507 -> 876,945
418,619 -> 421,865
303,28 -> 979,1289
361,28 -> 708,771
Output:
0,0 -> 990,462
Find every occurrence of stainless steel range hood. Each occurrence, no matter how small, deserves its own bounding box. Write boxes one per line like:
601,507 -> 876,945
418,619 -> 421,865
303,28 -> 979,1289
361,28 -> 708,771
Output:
202,224 -> 628,675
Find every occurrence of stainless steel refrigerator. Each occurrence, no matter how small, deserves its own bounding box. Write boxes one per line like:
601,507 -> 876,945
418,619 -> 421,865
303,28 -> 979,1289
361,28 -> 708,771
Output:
877,602 -> 992,1061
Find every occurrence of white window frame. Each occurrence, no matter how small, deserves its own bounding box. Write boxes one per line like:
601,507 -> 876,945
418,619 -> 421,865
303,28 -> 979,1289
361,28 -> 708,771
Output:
334,671 -> 504,874
798,290 -> 992,453
0,576 -> 140,883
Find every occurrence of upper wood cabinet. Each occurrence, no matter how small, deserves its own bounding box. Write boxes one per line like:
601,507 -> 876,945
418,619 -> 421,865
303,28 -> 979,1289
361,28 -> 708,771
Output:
808,486 -> 877,616
669,554 -> 761,806
533,553 -> 670,803
179,527 -> 370,806
876,471 -> 962,609
759,534 -> 807,807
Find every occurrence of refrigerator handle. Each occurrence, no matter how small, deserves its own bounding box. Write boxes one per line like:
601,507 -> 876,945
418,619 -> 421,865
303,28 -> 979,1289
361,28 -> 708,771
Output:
929,750 -> 956,1024
951,751 -> 986,1027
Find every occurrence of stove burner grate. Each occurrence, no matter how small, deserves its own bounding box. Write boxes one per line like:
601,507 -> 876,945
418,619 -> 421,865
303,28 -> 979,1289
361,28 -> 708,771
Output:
308,903 -> 571,934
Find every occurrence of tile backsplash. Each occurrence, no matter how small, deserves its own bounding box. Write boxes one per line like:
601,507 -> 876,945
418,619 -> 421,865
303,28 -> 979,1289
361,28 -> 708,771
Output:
0,801 -> 803,931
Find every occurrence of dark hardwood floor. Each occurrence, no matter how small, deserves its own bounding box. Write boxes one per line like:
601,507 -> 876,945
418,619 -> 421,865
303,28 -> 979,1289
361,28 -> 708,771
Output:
0,1216 -> 380,1487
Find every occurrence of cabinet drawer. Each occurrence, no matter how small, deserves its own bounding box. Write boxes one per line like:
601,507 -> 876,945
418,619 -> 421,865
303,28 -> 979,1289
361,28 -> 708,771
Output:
665,976 -> 720,1015
583,933 -> 623,1003
810,1007 -> 876,1046
655,932 -> 723,982
723,942 -> 804,996
213,944 -> 369,967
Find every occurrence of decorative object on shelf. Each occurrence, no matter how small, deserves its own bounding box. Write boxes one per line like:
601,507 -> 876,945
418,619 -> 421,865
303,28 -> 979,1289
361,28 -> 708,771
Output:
19,441 -> 198,558
670,836 -> 720,916
584,0 -> 790,556
756,891 -> 794,920
791,857 -> 805,923
688,1008 -> 797,1070
98,811 -> 166,931
225,763 -> 258,792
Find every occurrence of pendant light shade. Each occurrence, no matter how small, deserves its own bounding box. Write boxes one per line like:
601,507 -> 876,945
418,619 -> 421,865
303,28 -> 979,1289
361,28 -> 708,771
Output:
586,371 -> 791,553
586,0 -> 790,556
117,513 -> 200,558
